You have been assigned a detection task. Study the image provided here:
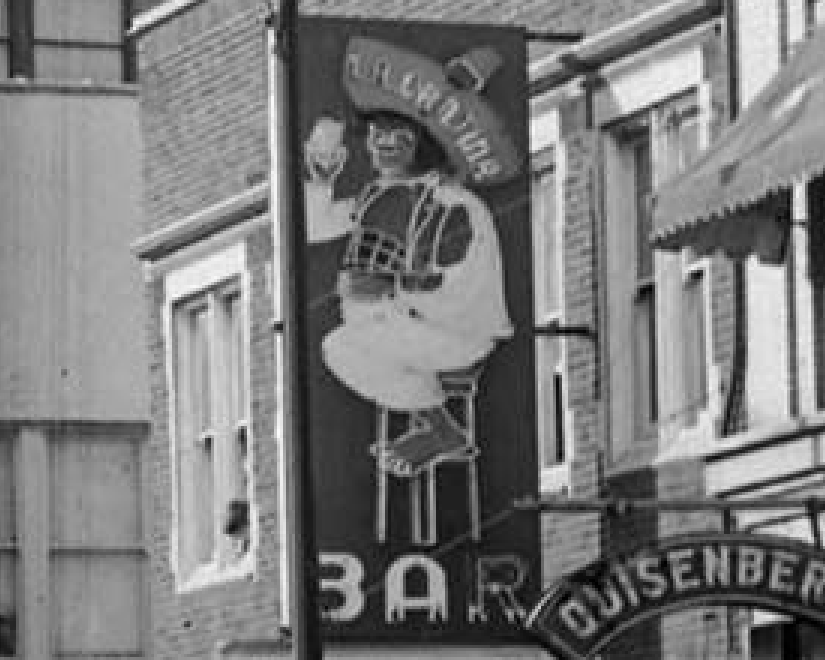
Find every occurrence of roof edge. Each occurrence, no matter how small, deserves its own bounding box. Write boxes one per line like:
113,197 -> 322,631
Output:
132,182 -> 269,262
127,0 -> 209,39
530,0 -> 722,94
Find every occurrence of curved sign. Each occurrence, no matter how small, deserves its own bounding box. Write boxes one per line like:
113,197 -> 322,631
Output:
526,532 -> 825,660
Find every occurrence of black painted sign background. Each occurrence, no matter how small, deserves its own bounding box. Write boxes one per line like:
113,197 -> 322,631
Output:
296,16 -> 539,644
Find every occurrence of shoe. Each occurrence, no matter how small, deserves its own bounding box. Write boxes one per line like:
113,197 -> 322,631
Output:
373,408 -> 470,477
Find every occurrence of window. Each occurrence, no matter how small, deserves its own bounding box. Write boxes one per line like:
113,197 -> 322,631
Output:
682,267 -> 708,424
812,0 -> 825,27
166,246 -> 253,590
531,132 -> 571,492
1,0 -> 133,81
0,434 -> 15,658
658,98 -> 710,428
629,129 -> 659,438
597,33 -> 715,455
809,175 -> 825,410
633,282 -> 658,434
0,1 -> 8,79
609,97 -> 710,447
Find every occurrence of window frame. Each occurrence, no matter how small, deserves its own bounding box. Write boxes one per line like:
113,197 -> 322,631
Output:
597,30 -> 716,457
654,87 -> 716,434
681,256 -> 711,422
530,108 -> 573,493
0,434 -> 15,659
163,243 -> 256,593
1,0 -> 135,81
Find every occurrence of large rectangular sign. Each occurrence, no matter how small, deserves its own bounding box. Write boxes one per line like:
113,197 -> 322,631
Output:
297,16 -> 539,643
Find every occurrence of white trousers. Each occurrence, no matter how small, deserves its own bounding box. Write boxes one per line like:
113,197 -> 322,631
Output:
322,298 -> 493,410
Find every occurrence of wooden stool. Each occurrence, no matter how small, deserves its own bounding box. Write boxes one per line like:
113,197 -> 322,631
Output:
375,364 -> 483,546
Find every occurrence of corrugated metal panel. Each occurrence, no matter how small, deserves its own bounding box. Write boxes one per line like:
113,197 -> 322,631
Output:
0,91 -> 148,420
49,426 -> 146,657
34,0 -> 122,41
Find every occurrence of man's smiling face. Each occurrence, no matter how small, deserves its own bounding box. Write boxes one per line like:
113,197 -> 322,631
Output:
367,116 -> 419,176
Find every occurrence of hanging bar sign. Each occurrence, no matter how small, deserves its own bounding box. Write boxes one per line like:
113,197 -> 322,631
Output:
294,16 -> 539,643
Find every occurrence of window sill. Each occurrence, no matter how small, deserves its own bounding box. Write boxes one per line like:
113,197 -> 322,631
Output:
178,552 -> 255,593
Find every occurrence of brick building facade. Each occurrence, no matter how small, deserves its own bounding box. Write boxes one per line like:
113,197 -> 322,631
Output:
132,0 -> 825,658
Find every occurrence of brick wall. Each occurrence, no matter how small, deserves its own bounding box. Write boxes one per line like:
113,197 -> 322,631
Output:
137,2 -> 269,234
144,228 -> 282,660
137,5 -> 280,657
540,113 -> 604,583
536,5 -> 742,659
135,0 -> 740,657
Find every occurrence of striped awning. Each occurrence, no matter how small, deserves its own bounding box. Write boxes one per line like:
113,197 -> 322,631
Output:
651,25 -> 825,260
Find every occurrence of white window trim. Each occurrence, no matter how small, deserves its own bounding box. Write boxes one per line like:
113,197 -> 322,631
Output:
163,242 -> 257,593
659,81 -> 719,441
531,109 -> 574,494
595,24 -> 711,124
683,81 -> 720,432
600,30 -> 717,455
681,251 -> 718,433
793,182 -> 819,415
789,4 -> 824,418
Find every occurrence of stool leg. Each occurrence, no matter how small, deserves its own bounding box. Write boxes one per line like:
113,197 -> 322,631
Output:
466,390 -> 480,542
410,476 -> 422,544
426,465 -> 437,546
376,407 -> 389,544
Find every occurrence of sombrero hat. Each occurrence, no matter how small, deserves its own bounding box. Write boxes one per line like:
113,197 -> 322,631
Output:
343,37 -> 521,186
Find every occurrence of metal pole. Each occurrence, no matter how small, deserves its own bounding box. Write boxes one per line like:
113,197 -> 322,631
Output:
268,2 -> 323,658
515,495 -> 825,513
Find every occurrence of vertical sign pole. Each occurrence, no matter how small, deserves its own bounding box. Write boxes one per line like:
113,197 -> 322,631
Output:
269,2 -> 324,659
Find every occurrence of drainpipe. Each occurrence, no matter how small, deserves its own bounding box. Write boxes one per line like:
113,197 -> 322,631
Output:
585,72 -> 611,478
778,0 -> 800,418
720,0 -> 747,437
268,2 -> 324,659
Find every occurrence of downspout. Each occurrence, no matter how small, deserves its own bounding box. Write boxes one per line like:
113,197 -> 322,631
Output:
720,0 -> 747,436
585,72 -> 611,478
268,4 -> 324,659
778,0 -> 800,418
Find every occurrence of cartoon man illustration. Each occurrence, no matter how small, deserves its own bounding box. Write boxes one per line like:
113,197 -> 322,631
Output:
304,37 -> 520,477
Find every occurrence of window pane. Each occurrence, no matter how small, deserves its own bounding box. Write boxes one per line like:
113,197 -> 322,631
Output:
0,432 -> 14,658
225,292 -> 247,424
34,46 -> 122,82
531,148 -> 560,319
52,555 -> 141,656
788,0 -> 809,47
0,556 -> 15,658
175,301 -> 215,573
0,46 -> 7,79
634,137 -> 654,280
0,0 -> 7,37
683,271 -> 708,424
816,0 -> 825,25
535,337 -> 563,468
0,435 -> 13,544
191,306 -> 211,436
223,291 -> 249,505
34,0 -> 122,41
49,435 -> 141,546
676,120 -> 700,173
634,285 -> 657,432
553,373 -> 566,463
194,442 -> 215,565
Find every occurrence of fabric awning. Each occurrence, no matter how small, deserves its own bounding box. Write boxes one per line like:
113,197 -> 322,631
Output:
651,25 -> 825,259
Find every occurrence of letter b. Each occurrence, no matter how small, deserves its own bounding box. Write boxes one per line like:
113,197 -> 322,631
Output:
319,552 -> 366,622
